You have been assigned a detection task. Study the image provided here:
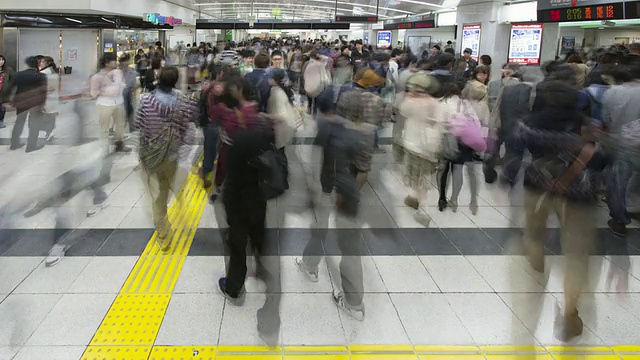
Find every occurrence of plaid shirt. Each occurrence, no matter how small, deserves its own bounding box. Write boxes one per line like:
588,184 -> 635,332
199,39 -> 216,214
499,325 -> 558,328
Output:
337,86 -> 385,126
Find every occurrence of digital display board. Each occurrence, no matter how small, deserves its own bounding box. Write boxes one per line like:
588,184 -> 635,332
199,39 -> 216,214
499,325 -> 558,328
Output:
377,30 -> 392,49
461,24 -> 481,61
537,2 -> 624,22
335,15 -> 378,22
383,20 -> 435,30
508,24 -> 543,65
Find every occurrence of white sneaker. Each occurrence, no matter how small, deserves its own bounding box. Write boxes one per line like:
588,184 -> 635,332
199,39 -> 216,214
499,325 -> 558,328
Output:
45,244 -> 66,267
295,257 -> 319,283
332,291 -> 365,321
86,203 -> 105,217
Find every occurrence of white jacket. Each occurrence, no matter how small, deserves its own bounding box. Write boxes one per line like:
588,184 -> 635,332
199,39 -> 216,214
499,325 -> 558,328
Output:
42,67 -> 60,114
399,94 -> 447,162
267,86 -> 297,149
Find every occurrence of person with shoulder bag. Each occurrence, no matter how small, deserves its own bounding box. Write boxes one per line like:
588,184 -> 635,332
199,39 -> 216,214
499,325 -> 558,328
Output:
518,79 -> 607,342
0,55 -> 16,129
136,66 -> 198,252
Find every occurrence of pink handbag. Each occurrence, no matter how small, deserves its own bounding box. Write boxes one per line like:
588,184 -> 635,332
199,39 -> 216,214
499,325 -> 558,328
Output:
449,100 -> 487,152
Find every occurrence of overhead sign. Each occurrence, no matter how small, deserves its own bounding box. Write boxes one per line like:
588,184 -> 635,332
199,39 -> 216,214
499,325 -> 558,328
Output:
508,24 -> 543,65
538,2 -> 624,21
272,8 -> 282,17
144,13 -> 182,26
377,30 -> 392,49
383,15 -> 435,29
537,0 -> 616,10
334,15 -> 378,22
461,24 -> 481,61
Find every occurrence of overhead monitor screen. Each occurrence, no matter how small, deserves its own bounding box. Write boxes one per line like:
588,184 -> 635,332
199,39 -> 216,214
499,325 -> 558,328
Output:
508,24 -> 543,65
537,2 -> 624,22
461,24 -> 481,61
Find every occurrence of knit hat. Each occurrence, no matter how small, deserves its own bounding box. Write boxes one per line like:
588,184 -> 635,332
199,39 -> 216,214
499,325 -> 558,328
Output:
356,69 -> 385,88
406,72 -> 439,94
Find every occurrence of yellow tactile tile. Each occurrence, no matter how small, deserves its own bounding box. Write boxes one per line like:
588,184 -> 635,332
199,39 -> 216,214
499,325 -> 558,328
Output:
349,345 -> 416,353
81,159 -> 210,360
614,346 -> 640,354
552,356 -> 622,360
81,346 -> 151,360
621,356 -> 640,360
285,346 -> 349,353
285,356 -> 350,360
149,346 -> 217,359
90,293 -> 171,345
419,356 -> 486,360
351,355 -> 418,360
481,346 -> 547,354
485,355 -> 554,360
217,345 -> 284,353
546,346 -> 614,354
216,356 -> 283,360
415,346 -> 481,354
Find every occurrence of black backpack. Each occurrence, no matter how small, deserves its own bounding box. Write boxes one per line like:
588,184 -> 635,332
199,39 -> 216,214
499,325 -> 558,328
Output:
253,146 -> 289,200
198,85 -> 212,128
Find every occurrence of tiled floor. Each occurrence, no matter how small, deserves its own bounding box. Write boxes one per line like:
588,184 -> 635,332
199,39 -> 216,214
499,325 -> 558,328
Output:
0,104 -> 639,359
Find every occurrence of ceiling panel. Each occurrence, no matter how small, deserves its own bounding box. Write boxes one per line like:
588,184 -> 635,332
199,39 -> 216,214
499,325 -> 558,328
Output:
172,0 -> 454,20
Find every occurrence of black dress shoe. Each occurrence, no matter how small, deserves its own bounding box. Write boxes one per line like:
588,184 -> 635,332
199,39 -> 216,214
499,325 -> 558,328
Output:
9,144 -> 25,151
25,145 -> 45,153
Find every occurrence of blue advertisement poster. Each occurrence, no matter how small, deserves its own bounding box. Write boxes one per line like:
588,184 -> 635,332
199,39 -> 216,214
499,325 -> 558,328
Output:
377,30 -> 392,49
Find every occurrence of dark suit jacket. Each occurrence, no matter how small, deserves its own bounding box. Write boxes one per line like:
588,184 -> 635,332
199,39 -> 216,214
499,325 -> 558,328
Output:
12,68 -> 47,112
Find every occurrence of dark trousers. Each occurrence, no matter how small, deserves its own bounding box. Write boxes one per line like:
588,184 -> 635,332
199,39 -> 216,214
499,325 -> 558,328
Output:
202,125 -> 219,176
439,161 -> 453,201
606,159 -> 632,226
225,200 -> 281,332
11,109 -> 39,149
0,104 -> 5,122
483,133 -> 524,184
124,91 -> 135,130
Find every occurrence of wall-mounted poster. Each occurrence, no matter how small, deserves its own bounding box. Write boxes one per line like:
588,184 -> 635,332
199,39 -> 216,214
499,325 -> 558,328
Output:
461,24 -> 481,61
508,24 -> 543,65
407,36 -> 431,57
377,30 -> 392,49
560,36 -> 575,54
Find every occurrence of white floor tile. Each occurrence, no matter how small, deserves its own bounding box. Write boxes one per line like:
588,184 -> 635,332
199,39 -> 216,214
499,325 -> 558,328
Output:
420,256 -> 493,293
198,205 -> 228,229
568,293 -> 640,345
26,294 -> 115,346
67,257 -> 137,293
282,256 -> 334,294
155,294 -> 225,345
0,294 -> 62,346
219,293 -> 277,346
280,294 -> 346,345
391,293 -> 475,345
499,293 -> 604,346
326,256 -> 387,294
423,207 -> 477,228
540,256 -> 640,293
607,255 -> 640,282
77,206 -> 132,229
386,207 -> 435,229
358,205 -> 398,229
467,256 -> 546,293
173,256 -> 226,294
13,346 -> 86,360
447,293 -> 538,346
0,257 -> 43,293
14,258 -> 91,294
118,207 -> 155,229
0,346 -> 20,359
462,206 -> 515,228
372,256 -> 439,293
339,294 -> 409,344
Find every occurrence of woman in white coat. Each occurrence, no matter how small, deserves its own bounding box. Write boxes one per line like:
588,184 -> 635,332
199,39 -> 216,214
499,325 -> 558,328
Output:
40,56 -> 60,142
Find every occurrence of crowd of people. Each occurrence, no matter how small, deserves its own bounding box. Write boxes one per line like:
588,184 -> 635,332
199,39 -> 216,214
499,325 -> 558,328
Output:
0,35 -> 639,345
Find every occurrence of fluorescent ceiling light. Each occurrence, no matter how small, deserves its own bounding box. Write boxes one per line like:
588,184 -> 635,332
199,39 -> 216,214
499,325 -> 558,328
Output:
202,3 -> 387,17
196,0 -> 414,14
65,17 -> 82,23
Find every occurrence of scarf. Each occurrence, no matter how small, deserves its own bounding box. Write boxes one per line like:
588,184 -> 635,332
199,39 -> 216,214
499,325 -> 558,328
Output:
0,72 -> 5,92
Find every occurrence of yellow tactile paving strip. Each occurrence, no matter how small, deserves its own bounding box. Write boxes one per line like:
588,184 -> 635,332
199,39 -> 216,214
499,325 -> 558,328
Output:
82,162 -> 210,360
82,344 -> 640,360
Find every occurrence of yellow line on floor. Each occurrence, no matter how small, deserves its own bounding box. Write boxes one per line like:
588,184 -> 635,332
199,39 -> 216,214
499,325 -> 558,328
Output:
81,159 -> 210,360
82,344 -> 640,360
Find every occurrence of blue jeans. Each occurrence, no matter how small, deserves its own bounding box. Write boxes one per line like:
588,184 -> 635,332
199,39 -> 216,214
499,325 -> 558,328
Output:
202,125 -> 219,176
606,159 -> 632,226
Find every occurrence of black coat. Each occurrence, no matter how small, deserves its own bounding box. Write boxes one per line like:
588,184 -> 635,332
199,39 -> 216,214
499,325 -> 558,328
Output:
12,68 -> 47,112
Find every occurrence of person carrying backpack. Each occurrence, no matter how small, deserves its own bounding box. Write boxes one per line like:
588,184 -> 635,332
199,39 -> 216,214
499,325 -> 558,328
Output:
295,88 -> 374,321
303,50 -> 331,114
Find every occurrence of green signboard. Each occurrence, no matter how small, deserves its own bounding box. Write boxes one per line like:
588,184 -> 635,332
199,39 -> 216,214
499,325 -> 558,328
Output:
225,29 -> 233,41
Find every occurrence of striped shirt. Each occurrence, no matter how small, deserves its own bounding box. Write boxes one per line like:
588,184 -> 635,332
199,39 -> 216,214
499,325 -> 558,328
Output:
136,89 -> 199,147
